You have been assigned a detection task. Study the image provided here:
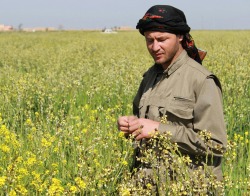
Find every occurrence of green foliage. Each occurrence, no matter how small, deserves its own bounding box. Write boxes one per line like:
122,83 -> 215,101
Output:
0,30 -> 249,195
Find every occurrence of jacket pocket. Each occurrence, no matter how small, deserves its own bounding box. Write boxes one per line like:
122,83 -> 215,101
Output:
142,98 -> 166,121
167,96 -> 195,120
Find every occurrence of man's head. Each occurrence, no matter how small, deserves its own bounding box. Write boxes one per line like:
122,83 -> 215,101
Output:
136,5 -> 203,66
136,5 -> 190,36
144,31 -> 183,69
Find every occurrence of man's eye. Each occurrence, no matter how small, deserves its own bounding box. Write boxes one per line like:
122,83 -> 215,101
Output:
158,38 -> 166,42
146,39 -> 154,43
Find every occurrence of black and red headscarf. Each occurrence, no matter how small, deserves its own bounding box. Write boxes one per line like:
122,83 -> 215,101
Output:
136,5 -> 205,64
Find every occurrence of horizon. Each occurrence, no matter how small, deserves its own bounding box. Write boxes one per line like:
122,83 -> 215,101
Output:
1,0 -> 250,30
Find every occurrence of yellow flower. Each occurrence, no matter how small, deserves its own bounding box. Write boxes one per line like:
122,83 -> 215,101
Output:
27,157 -> 37,166
183,155 -> 192,165
146,183 -> 152,189
90,116 -> 95,122
9,190 -> 17,196
94,159 -> 100,167
0,144 -> 10,153
122,160 -> 128,166
53,147 -> 59,152
74,136 -> 79,141
31,127 -> 37,132
16,185 -> 28,195
160,114 -> 168,124
70,185 -> 78,193
75,177 -> 86,189
35,112 -> 39,117
83,104 -> 89,110
52,163 -> 58,169
0,125 -> 7,132
0,176 -> 6,187
41,138 -> 52,147
48,178 -> 64,195
18,168 -> 29,176
62,159 -> 67,165
91,110 -> 97,114
82,128 -> 88,134
25,118 -> 32,126
120,188 -> 131,196
16,156 -> 23,163
118,131 -> 125,138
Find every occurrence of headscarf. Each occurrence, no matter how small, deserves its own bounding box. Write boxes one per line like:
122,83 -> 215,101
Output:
136,5 -> 205,64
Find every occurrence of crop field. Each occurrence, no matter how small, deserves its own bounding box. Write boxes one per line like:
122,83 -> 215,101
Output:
0,30 -> 249,195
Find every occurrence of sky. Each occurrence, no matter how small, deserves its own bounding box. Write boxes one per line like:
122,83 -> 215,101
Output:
1,0 -> 250,30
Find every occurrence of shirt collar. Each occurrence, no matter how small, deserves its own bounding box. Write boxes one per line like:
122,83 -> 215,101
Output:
152,63 -> 164,74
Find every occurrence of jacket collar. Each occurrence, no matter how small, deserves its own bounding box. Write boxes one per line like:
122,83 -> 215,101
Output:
164,50 -> 188,76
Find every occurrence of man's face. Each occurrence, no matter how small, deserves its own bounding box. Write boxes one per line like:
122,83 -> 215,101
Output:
144,31 -> 183,69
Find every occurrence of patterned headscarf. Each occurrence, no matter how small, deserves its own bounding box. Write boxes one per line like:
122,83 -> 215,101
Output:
136,5 -> 205,64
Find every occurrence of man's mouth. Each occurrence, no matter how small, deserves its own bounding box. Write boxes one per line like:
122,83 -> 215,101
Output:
154,53 -> 163,59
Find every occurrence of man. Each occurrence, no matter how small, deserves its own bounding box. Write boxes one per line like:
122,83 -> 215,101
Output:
117,4 -> 227,190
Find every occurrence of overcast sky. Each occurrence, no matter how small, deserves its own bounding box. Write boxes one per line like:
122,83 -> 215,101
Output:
1,0 -> 250,30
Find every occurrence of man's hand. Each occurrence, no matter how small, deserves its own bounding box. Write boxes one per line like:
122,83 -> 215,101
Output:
117,116 -> 138,136
117,116 -> 160,140
128,118 -> 160,140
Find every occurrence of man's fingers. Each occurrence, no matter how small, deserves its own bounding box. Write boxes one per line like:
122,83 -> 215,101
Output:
128,123 -> 143,133
127,118 -> 140,132
119,126 -> 129,132
135,134 -> 143,141
128,116 -> 138,121
132,128 -> 141,137
117,117 -> 129,131
118,121 -> 129,128
128,124 -> 138,133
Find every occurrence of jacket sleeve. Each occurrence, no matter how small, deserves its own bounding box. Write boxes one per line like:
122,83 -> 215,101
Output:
133,79 -> 144,117
158,77 -> 227,157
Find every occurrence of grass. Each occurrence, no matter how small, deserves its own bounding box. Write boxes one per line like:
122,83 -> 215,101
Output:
0,30 -> 249,195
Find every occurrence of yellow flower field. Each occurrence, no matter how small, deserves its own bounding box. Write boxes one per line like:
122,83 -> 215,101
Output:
0,30 -> 249,195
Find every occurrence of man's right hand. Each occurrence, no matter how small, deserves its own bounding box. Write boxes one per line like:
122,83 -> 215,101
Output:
117,116 -> 138,136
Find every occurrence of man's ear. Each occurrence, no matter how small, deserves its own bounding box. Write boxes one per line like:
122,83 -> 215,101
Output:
178,34 -> 184,42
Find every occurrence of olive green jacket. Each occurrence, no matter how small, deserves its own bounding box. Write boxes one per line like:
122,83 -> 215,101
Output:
133,50 -> 227,180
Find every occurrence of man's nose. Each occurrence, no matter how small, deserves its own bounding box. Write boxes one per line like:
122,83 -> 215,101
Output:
152,40 -> 160,51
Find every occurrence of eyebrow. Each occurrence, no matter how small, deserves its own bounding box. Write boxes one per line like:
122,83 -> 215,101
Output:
146,35 -> 166,40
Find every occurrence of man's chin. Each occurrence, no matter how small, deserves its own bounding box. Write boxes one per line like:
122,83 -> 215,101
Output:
154,59 -> 164,65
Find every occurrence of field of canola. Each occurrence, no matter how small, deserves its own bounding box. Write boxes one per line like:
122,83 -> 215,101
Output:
0,30 -> 249,195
